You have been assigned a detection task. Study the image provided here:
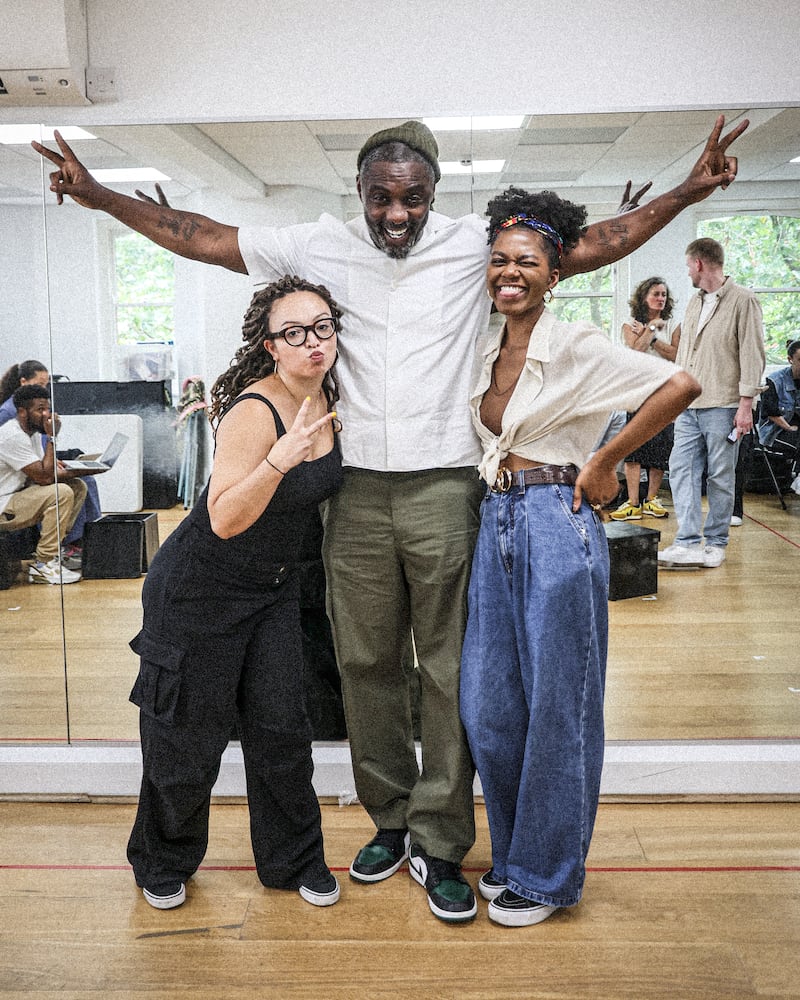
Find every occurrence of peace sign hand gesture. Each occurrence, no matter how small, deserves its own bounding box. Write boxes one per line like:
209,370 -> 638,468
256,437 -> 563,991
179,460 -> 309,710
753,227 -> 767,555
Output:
31,129 -> 108,209
265,397 -> 336,474
677,114 -> 750,204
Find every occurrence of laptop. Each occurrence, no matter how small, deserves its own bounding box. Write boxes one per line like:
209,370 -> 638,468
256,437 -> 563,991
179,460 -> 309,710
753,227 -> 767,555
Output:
61,432 -> 129,472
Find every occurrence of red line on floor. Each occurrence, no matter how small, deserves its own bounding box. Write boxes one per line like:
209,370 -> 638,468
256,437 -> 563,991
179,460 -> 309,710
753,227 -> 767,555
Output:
745,513 -> 800,548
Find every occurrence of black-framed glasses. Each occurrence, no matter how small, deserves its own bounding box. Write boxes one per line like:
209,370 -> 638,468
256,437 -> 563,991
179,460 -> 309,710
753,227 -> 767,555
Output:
269,317 -> 338,347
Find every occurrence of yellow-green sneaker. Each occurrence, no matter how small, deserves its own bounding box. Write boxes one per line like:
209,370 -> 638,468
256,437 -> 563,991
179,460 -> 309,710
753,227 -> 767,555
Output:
642,497 -> 669,518
610,500 -> 642,521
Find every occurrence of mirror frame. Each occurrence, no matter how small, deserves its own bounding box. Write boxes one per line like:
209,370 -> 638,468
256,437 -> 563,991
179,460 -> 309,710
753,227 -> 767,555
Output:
1,112 -> 798,798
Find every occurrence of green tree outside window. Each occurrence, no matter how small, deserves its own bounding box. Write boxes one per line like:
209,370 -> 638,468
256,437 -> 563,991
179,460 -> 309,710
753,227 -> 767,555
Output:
551,265 -> 613,331
113,231 -> 175,345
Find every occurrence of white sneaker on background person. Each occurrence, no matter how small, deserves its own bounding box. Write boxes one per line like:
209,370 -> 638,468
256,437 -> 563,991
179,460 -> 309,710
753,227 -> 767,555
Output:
730,515 -> 743,526
657,543 -> 706,567
28,557 -> 81,585
703,545 -> 726,568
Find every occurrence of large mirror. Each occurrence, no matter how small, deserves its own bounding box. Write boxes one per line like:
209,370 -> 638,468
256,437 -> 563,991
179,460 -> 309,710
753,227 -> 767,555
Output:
1,109 -> 798,752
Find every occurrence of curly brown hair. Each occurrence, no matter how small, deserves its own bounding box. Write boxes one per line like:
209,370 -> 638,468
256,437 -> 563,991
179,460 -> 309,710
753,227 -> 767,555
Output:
628,276 -> 674,324
208,275 -> 343,429
485,188 -> 587,268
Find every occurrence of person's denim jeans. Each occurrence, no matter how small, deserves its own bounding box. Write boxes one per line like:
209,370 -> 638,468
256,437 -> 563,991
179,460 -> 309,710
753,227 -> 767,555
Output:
460,483 -> 609,908
669,407 -> 738,548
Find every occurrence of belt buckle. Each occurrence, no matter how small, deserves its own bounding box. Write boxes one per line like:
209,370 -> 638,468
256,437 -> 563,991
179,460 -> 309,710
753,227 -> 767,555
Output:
494,468 -> 513,493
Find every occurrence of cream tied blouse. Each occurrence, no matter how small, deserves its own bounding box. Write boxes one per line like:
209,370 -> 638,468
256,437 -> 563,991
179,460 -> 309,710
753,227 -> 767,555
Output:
470,309 -> 678,486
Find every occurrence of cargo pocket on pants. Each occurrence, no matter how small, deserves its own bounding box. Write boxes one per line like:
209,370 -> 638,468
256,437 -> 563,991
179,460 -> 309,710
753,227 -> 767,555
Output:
129,628 -> 187,724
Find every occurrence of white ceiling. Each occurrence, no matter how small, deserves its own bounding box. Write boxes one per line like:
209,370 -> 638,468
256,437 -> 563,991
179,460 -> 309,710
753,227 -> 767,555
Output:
2,107 -> 799,216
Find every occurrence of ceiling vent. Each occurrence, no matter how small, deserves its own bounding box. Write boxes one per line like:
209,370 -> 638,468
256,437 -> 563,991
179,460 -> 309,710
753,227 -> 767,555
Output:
0,0 -> 91,106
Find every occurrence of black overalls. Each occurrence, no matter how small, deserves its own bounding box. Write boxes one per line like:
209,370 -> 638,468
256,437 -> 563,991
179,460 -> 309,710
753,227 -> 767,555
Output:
126,393 -> 343,892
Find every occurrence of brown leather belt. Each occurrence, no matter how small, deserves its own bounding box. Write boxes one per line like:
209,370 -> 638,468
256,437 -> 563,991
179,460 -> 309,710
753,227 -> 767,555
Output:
492,464 -> 579,493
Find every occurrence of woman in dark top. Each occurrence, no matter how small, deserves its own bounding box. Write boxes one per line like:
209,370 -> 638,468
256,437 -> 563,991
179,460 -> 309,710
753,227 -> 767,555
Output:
127,275 -> 344,910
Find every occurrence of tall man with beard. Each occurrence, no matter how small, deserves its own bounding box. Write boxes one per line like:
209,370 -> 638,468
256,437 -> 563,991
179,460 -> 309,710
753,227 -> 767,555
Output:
35,115 -> 747,921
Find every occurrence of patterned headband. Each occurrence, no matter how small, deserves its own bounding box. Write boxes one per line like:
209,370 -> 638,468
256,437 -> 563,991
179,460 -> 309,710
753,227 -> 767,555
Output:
496,214 -> 564,258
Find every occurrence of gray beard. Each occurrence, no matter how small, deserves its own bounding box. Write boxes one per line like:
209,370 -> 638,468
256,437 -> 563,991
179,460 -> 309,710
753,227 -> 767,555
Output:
381,241 -> 412,259
367,224 -> 422,260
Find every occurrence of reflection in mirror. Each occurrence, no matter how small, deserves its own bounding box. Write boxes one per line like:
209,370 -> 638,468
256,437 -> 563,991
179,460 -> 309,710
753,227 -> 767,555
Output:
2,110 -> 799,747
0,126 -> 69,743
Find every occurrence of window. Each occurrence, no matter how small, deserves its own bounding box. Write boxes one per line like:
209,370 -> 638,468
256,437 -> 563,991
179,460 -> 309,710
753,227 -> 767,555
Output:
112,231 -> 175,345
551,265 -> 614,333
698,215 -> 800,364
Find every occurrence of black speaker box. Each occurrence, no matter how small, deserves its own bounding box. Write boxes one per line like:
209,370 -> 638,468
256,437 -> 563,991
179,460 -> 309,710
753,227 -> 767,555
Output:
82,513 -> 160,579
604,522 -> 660,601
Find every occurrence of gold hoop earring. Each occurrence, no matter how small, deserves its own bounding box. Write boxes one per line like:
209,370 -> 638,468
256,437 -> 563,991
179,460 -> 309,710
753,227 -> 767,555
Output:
544,289 -> 553,303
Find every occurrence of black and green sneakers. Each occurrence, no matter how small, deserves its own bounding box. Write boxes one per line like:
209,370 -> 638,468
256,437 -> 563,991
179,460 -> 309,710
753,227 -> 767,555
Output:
349,828 -> 410,883
407,843 -> 477,922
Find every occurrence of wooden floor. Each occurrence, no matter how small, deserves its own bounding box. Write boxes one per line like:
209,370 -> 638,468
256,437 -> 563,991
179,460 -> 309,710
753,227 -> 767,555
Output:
2,489 -> 799,744
0,799 -> 798,998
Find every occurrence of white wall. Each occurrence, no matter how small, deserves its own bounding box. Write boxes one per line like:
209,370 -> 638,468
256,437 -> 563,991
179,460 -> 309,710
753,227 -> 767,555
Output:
1,1 -> 795,127
0,206 -> 50,368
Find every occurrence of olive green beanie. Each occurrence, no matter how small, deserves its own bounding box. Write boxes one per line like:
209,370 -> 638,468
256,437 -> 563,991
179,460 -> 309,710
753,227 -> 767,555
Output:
357,120 -> 441,182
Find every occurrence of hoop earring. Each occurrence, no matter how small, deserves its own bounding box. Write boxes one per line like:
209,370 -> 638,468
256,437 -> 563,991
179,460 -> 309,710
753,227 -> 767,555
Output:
544,289 -> 554,303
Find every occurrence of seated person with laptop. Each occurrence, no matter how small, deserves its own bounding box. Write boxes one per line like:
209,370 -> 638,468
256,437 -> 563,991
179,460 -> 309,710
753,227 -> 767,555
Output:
0,385 -> 108,585
0,359 -> 104,568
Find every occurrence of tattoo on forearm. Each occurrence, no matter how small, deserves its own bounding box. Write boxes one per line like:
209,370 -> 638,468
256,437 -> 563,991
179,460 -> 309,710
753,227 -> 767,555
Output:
596,221 -> 630,249
156,212 -> 200,242
156,212 -> 181,237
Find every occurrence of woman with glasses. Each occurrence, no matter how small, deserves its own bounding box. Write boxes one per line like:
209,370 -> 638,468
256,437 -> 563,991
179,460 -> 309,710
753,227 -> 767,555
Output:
127,275 -> 344,911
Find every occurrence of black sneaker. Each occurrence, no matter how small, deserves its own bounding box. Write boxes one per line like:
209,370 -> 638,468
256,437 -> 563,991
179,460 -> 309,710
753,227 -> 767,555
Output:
142,881 -> 186,909
477,868 -> 506,901
407,843 -> 477,923
349,828 -> 410,883
487,888 -> 558,927
299,868 -> 340,907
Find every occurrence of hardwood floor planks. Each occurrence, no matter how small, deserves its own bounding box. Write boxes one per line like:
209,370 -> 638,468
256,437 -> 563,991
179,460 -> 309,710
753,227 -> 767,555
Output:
0,801 -> 798,998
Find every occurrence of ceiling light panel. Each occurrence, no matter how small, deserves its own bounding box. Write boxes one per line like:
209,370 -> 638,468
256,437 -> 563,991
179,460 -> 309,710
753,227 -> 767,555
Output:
0,124 -> 95,144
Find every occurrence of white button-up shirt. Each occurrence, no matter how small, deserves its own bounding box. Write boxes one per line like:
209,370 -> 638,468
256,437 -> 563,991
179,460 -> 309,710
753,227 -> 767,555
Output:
470,309 -> 678,486
239,211 -> 492,472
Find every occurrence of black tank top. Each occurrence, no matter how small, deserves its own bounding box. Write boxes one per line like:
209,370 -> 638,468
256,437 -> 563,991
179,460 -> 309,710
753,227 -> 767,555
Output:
161,392 -> 342,588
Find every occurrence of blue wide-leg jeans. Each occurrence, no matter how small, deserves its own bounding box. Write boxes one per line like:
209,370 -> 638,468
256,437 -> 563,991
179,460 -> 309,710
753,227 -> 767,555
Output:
460,483 -> 609,908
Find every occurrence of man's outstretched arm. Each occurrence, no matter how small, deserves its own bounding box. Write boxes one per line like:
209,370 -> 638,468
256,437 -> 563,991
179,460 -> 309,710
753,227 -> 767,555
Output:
560,115 -> 749,279
32,131 -> 247,273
